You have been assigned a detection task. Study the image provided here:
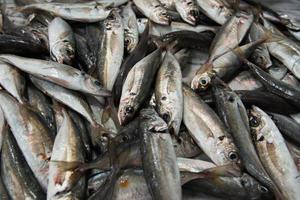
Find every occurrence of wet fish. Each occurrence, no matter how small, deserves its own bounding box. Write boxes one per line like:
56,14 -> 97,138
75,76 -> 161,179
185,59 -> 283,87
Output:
139,108 -> 182,200
174,0 -> 199,25
155,51 -> 183,136
47,110 -> 86,200
183,85 -> 239,165
1,132 -> 46,199
0,91 -> 53,191
0,54 -> 111,97
250,106 -> 300,200
196,0 -> 233,25
121,2 -> 139,53
30,76 -> 97,126
48,17 -> 75,65
27,85 -> 56,136
118,49 -> 162,125
21,2 -> 112,22
98,10 -> 124,91
133,0 -> 170,25
212,81 -> 280,196
0,61 -> 25,103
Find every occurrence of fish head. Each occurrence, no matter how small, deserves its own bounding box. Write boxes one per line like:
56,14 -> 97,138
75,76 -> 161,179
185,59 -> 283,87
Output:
118,95 -> 138,126
249,106 -> 267,142
216,135 -> 240,164
51,41 -> 75,65
240,173 -> 270,199
151,6 -> 170,25
140,108 -> 168,132
157,102 -> 181,136
124,34 -> 137,53
81,75 -> 111,97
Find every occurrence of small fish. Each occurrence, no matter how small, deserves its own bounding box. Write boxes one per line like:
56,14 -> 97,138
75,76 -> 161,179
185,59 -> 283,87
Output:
0,91 -> 53,191
1,133 -> 46,199
0,54 -> 111,97
21,2 -> 112,22
183,85 -> 239,165
0,61 -> 25,103
118,49 -> 162,125
155,51 -> 183,136
174,0 -> 199,25
133,0 -> 170,25
250,106 -> 300,200
121,2 -> 139,53
48,17 -> 75,65
139,108 -> 182,200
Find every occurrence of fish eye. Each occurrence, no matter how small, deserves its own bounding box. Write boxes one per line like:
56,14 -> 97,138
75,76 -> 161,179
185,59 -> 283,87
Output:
240,178 -> 248,187
125,106 -> 134,114
228,151 -> 238,161
94,80 -> 101,86
227,95 -> 235,102
199,77 -> 209,86
162,113 -> 170,122
218,135 -> 225,141
161,96 -> 167,101
249,116 -> 260,127
257,135 -> 264,142
259,186 -> 269,193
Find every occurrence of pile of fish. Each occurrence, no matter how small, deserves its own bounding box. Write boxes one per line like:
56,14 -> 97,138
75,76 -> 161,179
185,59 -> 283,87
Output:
1,0 -> 300,199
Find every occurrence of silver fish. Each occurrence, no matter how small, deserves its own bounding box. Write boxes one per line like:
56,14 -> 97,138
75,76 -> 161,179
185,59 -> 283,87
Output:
250,106 -> 300,200
183,85 -> 238,165
228,71 -> 262,91
48,17 -> 75,65
118,49 -> 162,125
0,91 -> 53,191
47,109 -> 86,200
0,54 -> 111,97
155,51 -> 183,136
175,0 -> 199,25
98,10 -> 124,91
21,2 -> 112,22
0,61 -> 25,103
139,108 -> 182,200
121,2 -> 139,53
196,0 -> 233,25
30,76 -> 96,126
133,0 -> 170,25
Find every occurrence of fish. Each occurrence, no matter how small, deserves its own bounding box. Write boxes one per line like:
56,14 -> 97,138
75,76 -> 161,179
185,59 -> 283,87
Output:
155,51 -> 183,136
30,75 -> 97,126
228,71 -> 262,91
121,2 -> 139,53
0,54 -> 111,97
133,0 -> 170,25
113,21 -> 151,105
250,106 -> 300,200
196,0 -> 233,25
212,81 -> 282,197
118,49 -> 162,125
48,17 -> 75,65
0,109 -> 5,151
47,109 -> 86,200
27,84 -> 56,136
0,61 -> 25,103
183,85 -> 239,165
139,108 -> 182,200
20,2 -> 112,22
174,0 -> 199,25
0,91 -> 53,191
268,112 -> 300,146
1,132 -> 46,199
98,10 -> 124,91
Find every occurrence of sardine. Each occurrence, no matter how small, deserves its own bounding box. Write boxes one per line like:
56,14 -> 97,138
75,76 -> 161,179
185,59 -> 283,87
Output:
174,0 -> 199,25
